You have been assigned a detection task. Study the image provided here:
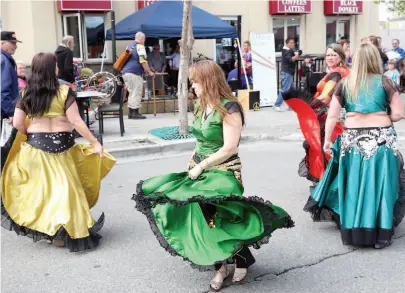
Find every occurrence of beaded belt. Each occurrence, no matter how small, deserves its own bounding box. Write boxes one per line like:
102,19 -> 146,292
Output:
26,132 -> 75,154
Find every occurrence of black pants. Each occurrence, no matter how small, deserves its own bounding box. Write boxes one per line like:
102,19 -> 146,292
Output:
214,246 -> 256,270
201,203 -> 256,270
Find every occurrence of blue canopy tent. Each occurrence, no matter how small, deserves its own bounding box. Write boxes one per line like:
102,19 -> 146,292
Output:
105,1 -> 237,40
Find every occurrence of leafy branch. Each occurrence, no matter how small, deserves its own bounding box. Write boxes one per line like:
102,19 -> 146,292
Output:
375,0 -> 405,16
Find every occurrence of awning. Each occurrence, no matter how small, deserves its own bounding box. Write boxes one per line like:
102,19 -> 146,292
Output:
106,1 -> 237,40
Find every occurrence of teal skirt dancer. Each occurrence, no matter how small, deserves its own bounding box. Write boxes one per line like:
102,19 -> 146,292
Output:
304,126 -> 405,248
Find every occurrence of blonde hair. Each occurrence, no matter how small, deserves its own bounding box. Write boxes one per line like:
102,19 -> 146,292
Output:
343,43 -> 383,102
189,60 -> 239,119
61,35 -> 74,47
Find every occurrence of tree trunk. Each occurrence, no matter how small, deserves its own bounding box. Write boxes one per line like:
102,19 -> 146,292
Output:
178,0 -> 195,134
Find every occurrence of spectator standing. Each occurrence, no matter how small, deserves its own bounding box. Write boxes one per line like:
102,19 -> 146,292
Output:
384,59 -> 401,86
16,61 -> 27,91
274,37 -> 302,112
1,31 -> 21,122
148,43 -> 167,73
392,39 -> 405,60
55,35 -> 75,83
121,32 -> 155,119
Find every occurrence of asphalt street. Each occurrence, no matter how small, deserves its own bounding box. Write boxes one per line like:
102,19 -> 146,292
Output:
2,141 -> 405,293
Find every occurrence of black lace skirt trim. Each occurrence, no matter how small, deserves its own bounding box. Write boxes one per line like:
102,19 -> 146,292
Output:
303,195 -> 341,229
132,180 -> 295,271
341,228 -> 393,248
1,202 -> 104,252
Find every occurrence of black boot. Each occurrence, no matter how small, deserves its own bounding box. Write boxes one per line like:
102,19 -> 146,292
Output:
128,108 -> 134,119
132,108 -> 146,119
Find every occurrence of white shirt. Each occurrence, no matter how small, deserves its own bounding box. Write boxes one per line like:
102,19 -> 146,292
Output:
170,53 -> 180,68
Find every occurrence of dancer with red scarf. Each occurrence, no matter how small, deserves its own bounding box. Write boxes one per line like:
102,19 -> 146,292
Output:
283,44 -> 350,185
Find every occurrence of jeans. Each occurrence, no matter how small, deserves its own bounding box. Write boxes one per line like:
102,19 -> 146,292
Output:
275,72 -> 295,107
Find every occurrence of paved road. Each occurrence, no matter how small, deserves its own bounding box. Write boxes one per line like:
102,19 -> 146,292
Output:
2,141 -> 405,293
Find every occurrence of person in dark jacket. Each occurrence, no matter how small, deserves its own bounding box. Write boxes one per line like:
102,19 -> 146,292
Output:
368,36 -> 388,69
274,38 -> 302,111
1,31 -> 21,121
55,35 -> 75,83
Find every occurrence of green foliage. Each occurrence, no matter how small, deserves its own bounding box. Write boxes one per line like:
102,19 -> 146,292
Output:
376,0 -> 405,16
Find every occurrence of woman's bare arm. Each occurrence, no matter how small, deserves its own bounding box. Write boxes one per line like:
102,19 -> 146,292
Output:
324,95 -> 342,143
12,108 -> 27,134
65,102 -> 98,145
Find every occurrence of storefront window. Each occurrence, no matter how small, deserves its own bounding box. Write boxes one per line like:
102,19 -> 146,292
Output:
326,18 -> 350,45
215,18 -> 238,76
63,13 -> 106,60
85,16 -> 106,59
272,17 -> 300,52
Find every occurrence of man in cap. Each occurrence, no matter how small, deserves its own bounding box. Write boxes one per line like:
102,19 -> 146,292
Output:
1,31 -> 21,122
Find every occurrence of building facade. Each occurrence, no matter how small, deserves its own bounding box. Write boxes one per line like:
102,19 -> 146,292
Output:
1,0 -> 379,66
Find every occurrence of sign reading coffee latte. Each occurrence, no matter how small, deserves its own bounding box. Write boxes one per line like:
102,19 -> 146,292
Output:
324,0 -> 363,15
269,0 -> 312,14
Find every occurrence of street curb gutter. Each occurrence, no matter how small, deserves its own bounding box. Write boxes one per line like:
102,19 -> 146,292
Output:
107,133 -> 304,159
106,132 -> 405,159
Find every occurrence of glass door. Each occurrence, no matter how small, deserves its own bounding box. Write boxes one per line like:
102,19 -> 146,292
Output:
214,17 -> 239,76
63,13 -> 83,59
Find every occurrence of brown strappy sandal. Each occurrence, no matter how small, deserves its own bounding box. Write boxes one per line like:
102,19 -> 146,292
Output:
232,267 -> 248,285
209,265 -> 229,292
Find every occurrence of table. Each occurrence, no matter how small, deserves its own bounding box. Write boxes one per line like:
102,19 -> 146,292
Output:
76,91 -> 108,127
76,91 -> 108,99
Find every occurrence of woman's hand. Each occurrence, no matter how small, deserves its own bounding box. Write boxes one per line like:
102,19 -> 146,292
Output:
188,164 -> 203,180
323,140 -> 332,155
93,142 -> 104,157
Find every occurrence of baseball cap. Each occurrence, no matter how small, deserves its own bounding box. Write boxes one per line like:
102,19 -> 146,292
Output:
1,31 -> 22,43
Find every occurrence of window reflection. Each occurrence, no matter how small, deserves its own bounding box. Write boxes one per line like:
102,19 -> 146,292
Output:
85,16 -> 105,59
326,19 -> 350,45
273,18 -> 300,52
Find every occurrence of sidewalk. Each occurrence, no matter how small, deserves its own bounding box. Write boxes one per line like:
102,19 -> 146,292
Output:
78,95 -> 405,158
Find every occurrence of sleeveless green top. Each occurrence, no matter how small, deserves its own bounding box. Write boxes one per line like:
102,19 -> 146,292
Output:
192,98 -> 243,155
334,75 -> 398,114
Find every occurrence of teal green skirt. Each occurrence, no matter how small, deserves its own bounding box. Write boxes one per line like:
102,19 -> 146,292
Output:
133,154 -> 294,270
304,127 -> 405,248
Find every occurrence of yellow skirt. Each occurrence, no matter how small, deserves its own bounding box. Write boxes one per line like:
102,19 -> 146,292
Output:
1,131 -> 116,251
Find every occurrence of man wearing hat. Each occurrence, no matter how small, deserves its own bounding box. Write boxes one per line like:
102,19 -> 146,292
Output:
1,31 -> 21,122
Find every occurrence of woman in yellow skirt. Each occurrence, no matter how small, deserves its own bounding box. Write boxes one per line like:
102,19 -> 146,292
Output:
1,52 -> 116,252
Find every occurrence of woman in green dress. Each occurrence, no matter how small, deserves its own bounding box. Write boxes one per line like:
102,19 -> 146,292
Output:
304,43 -> 405,249
133,60 -> 294,291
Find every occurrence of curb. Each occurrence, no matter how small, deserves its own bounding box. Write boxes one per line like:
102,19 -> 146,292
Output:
106,133 -> 305,159
106,131 -> 405,159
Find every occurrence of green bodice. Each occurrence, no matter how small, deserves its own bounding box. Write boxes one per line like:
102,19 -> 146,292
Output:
343,75 -> 390,114
192,98 -> 233,155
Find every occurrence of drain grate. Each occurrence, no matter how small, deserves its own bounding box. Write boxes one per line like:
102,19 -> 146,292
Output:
149,126 -> 194,140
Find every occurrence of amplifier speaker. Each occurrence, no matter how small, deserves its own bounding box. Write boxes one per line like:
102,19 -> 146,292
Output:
237,90 -> 260,111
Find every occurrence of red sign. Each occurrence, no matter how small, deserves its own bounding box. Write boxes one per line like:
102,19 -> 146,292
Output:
269,0 -> 312,14
138,0 -> 158,10
58,0 -> 112,11
324,0 -> 363,15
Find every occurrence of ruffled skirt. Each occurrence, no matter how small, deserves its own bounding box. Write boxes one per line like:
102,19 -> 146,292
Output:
1,131 -> 116,251
303,127 -> 405,248
283,90 -> 343,183
133,154 -> 294,270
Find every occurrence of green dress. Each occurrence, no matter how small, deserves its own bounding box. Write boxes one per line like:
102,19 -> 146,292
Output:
133,98 -> 294,270
304,75 -> 405,248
